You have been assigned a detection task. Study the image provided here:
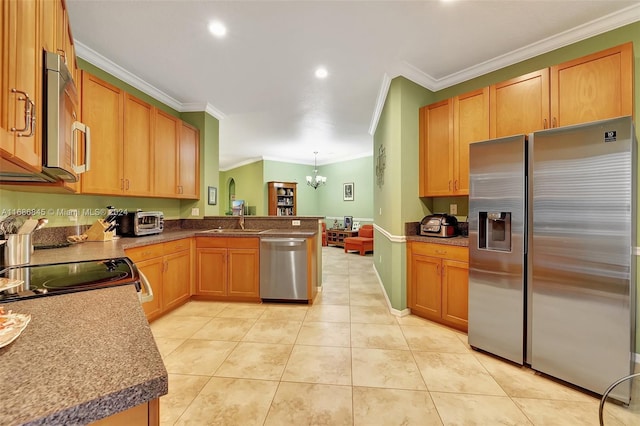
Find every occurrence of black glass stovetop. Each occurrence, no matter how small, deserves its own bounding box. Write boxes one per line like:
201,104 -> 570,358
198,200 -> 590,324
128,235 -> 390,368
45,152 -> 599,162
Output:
0,258 -> 140,302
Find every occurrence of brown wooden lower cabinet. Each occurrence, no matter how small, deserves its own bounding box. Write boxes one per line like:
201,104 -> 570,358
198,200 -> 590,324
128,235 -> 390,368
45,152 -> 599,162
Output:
194,237 -> 260,302
407,241 -> 469,332
90,398 -> 159,426
125,239 -> 192,321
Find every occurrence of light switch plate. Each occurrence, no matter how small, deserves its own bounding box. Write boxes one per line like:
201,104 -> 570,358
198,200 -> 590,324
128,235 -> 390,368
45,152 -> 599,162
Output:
292,220 -> 301,226
191,207 -> 200,216
449,204 -> 458,215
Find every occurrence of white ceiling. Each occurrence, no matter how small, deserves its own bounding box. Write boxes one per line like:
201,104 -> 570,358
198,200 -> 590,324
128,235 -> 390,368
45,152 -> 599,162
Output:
66,0 -> 640,170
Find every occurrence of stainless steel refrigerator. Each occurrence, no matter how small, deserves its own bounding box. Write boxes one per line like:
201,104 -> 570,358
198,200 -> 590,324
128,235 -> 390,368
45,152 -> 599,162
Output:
468,116 -> 637,402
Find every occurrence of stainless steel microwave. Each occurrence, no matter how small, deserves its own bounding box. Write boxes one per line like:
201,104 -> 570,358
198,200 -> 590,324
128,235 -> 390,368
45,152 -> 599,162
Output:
0,51 -> 90,182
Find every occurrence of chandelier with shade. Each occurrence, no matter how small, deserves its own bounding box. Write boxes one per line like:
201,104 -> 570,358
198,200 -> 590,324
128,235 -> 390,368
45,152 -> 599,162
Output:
306,151 -> 326,189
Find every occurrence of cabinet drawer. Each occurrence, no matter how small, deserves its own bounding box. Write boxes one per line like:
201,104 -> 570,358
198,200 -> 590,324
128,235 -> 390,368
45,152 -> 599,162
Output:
164,238 -> 190,253
196,237 -> 228,248
227,237 -> 259,249
411,242 -> 468,262
125,243 -> 163,262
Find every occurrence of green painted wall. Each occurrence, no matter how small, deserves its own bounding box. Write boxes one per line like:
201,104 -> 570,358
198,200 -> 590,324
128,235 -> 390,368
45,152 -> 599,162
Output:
181,112 -> 220,218
219,161 -> 264,215
0,189 -> 182,226
220,157 -> 374,219
373,77 -> 433,310
314,156 -> 373,220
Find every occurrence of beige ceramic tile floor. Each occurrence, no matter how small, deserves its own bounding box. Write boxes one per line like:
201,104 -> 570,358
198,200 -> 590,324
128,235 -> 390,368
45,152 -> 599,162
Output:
151,246 -> 638,425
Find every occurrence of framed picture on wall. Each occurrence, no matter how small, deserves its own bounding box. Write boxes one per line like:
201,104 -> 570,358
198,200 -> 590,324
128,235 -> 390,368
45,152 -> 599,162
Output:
208,186 -> 217,205
343,182 -> 354,201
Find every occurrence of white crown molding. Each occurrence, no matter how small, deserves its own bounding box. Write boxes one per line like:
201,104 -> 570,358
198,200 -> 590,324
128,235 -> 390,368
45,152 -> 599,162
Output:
181,102 -> 226,120
368,73 -> 392,136
75,40 -> 226,119
369,3 -> 640,135
218,157 -> 264,172
75,40 -> 184,111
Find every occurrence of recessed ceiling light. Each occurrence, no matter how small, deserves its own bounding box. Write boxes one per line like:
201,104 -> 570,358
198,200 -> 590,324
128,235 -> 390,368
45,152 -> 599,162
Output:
208,21 -> 227,38
315,67 -> 328,79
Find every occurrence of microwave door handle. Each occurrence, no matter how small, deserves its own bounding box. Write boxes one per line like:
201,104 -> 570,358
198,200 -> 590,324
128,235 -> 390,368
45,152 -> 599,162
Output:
71,121 -> 91,173
138,269 -> 154,304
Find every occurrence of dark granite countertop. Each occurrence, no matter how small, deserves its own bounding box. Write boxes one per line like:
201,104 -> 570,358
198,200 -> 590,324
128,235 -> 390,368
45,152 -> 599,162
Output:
28,228 -> 318,266
0,285 -> 168,425
405,235 -> 469,247
404,221 -> 469,247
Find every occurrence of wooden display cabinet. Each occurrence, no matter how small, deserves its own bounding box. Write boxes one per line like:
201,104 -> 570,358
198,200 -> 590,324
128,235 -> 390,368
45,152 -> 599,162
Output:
268,181 -> 297,216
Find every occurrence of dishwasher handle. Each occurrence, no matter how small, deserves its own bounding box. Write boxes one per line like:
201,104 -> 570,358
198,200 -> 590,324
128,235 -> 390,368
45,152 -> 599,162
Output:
261,238 -> 305,246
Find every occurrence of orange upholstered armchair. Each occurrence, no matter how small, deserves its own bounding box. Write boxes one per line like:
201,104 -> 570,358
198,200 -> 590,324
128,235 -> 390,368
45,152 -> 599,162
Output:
344,224 -> 374,255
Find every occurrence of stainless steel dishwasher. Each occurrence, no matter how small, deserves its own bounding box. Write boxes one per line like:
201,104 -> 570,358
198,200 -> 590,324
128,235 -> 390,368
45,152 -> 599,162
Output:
260,237 -> 307,301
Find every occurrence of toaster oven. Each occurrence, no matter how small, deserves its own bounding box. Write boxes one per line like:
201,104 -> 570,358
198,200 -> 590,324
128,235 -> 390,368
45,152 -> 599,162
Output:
117,211 -> 164,237
420,214 -> 459,238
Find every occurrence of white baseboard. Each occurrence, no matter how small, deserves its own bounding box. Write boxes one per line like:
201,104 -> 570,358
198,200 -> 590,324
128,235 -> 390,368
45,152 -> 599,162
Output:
372,263 -> 410,317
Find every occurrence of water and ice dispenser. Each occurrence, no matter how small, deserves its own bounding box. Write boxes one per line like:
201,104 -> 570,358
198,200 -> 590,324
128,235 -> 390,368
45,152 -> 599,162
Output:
478,212 -> 512,252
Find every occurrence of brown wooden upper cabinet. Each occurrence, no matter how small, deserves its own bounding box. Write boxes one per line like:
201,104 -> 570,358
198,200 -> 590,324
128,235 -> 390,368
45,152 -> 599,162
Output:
421,42 -> 634,197
178,122 -> 200,199
81,71 -> 199,199
1,0 -> 41,171
153,110 -> 180,197
489,69 -> 550,138
551,43 -> 634,127
419,88 -> 489,197
490,43 -> 633,137
153,113 -> 200,199
81,72 -> 154,197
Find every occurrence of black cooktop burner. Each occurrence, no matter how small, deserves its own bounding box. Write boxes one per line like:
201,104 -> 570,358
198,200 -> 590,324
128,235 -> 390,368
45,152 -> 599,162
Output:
0,258 -> 140,302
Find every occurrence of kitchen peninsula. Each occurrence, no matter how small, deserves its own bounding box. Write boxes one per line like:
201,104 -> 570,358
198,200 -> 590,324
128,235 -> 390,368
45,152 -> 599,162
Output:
0,216 -> 321,424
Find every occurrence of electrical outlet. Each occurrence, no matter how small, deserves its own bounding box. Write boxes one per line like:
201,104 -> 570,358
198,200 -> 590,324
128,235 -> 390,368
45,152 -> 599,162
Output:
68,209 -> 78,222
379,208 -> 382,215
379,255 -> 382,263
292,220 -> 301,226
191,207 -> 200,216
449,204 -> 458,215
